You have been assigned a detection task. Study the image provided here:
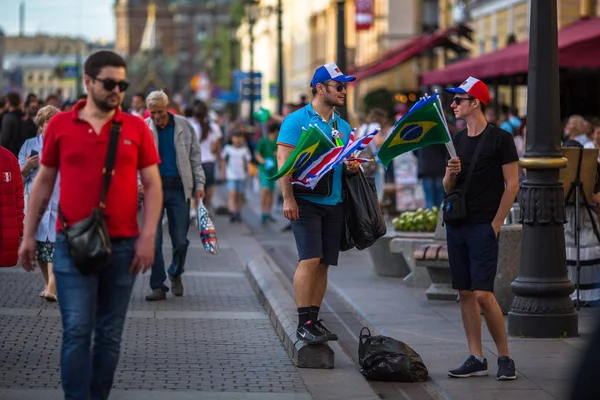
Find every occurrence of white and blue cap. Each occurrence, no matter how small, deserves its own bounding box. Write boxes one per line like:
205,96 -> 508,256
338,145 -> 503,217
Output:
311,62 -> 356,88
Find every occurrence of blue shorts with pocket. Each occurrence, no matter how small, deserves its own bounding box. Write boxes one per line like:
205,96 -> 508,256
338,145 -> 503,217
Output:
446,223 -> 499,292
290,198 -> 344,266
227,179 -> 245,193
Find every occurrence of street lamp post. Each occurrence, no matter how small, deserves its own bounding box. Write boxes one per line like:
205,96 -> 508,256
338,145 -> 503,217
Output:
507,0 -> 578,338
245,0 -> 259,126
276,0 -> 284,116
335,0 -> 348,121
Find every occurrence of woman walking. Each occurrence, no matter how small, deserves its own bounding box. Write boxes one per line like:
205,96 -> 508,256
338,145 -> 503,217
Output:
18,105 -> 60,301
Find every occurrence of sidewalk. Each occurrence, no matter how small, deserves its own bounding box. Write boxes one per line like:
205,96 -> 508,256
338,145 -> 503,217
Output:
237,182 -> 594,400
0,209 -> 371,399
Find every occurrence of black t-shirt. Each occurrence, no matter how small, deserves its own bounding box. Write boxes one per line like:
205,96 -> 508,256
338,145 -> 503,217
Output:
453,124 -> 519,223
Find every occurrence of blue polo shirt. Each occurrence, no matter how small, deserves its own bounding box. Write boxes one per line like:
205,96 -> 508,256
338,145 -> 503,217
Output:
157,114 -> 179,177
277,103 -> 351,205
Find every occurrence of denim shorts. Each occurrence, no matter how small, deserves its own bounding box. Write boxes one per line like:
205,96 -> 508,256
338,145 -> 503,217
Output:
446,223 -> 499,292
290,198 -> 344,266
227,179 -> 245,193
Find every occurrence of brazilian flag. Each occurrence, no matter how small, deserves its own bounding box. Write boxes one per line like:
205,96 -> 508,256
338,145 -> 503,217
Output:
269,125 -> 334,181
376,94 -> 451,167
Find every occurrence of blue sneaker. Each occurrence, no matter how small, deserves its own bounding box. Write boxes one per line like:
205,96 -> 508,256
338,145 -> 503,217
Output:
497,356 -> 517,380
448,355 -> 488,378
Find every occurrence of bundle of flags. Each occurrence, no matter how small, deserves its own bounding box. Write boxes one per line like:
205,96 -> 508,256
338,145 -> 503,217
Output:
376,92 -> 453,167
268,125 -> 379,189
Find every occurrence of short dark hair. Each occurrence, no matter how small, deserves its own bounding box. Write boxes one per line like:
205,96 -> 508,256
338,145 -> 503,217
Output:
24,96 -> 38,108
268,122 -> 281,133
84,50 -> 127,78
6,92 -> 21,108
133,92 -> 146,100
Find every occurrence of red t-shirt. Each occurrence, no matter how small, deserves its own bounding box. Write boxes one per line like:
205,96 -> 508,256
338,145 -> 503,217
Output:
42,100 -> 160,238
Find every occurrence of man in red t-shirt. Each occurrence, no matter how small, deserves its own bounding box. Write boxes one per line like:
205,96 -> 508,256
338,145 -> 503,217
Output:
18,50 -> 163,400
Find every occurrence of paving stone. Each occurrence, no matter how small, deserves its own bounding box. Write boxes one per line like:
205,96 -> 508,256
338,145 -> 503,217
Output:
0,218 -> 309,394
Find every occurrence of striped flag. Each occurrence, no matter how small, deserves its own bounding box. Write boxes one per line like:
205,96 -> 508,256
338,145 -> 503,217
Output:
295,128 -> 379,189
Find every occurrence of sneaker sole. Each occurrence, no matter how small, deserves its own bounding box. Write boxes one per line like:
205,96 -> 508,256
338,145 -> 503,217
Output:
296,334 -> 329,345
447,370 -> 488,378
497,374 -> 517,381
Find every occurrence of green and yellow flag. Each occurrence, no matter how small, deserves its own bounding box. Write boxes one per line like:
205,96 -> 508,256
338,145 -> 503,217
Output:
376,95 -> 451,167
269,125 -> 334,181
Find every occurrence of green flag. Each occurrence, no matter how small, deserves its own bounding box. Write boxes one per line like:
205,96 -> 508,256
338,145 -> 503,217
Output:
269,125 -> 334,181
376,100 -> 451,167
253,107 -> 271,123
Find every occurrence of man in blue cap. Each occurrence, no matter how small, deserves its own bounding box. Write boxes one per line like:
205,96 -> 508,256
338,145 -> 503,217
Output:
276,62 -> 359,345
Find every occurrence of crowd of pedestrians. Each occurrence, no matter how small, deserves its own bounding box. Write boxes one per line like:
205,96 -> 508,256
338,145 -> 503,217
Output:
2,48 -> 600,399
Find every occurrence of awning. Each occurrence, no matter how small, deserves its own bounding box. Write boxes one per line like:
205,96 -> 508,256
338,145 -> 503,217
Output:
421,17 -> 600,86
350,26 -> 469,81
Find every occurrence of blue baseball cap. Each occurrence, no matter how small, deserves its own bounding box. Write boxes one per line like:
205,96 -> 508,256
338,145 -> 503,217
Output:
311,62 -> 356,87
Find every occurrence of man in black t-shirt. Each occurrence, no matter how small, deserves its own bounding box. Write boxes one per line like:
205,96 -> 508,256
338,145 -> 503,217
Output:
443,77 -> 520,381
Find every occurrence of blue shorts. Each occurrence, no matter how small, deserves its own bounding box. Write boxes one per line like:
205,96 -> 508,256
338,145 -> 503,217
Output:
446,223 -> 499,292
227,179 -> 245,193
290,198 -> 344,266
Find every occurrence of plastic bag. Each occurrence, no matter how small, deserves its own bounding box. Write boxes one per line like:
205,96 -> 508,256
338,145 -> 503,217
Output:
343,170 -> 387,250
196,199 -> 219,255
358,327 -> 429,382
339,199 -> 355,252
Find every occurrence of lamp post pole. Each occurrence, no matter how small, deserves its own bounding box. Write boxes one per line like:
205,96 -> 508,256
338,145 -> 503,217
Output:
507,0 -> 578,338
249,18 -> 255,126
335,0 -> 348,121
276,0 -> 284,115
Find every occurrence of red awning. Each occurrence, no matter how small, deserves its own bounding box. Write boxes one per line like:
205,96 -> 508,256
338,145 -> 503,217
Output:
421,17 -> 600,86
350,27 -> 462,81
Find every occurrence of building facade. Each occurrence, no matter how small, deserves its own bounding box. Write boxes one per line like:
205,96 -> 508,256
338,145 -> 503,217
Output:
4,35 -> 87,56
434,0 -> 600,114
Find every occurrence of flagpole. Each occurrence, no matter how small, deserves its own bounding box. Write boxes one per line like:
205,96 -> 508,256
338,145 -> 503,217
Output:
434,89 -> 458,159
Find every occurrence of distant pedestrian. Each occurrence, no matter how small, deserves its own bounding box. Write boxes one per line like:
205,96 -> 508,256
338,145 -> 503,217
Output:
145,90 -> 206,302
443,77 -> 519,380
276,62 -> 359,345
0,92 -> 28,157
221,131 -> 252,222
188,100 -> 222,212
18,50 -> 163,400
0,145 -> 24,268
18,105 -> 61,301
254,122 -> 279,224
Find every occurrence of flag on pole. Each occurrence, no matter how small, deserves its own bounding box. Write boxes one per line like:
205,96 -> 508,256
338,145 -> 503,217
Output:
268,125 -> 334,181
376,93 -> 451,167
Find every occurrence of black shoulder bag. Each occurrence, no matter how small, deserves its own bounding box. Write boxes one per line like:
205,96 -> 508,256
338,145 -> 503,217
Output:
58,122 -> 121,275
442,126 -> 489,226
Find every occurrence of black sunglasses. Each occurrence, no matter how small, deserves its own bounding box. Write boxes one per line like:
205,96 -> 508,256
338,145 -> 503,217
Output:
323,83 -> 348,92
452,96 -> 475,105
93,77 -> 130,92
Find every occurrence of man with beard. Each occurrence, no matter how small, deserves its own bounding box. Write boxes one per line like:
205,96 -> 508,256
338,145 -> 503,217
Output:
276,62 -> 360,345
19,50 -> 163,400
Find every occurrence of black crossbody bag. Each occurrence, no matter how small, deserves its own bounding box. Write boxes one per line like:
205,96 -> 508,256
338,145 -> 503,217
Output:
58,122 -> 121,275
442,126 -> 489,226
291,119 -> 339,197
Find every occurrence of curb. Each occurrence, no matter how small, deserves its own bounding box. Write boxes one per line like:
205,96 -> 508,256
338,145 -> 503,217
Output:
245,256 -> 334,369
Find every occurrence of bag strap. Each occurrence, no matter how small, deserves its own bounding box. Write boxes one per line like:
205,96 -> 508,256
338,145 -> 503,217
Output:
99,122 -> 122,210
58,122 -> 122,228
462,124 -> 490,196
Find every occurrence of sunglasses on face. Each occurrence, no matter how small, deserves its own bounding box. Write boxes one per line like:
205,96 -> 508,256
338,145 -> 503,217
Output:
452,96 -> 475,105
93,77 -> 130,92
323,83 -> 348,92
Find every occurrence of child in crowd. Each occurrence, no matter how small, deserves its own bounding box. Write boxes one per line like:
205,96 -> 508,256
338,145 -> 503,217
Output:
221,131 -> 252,222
